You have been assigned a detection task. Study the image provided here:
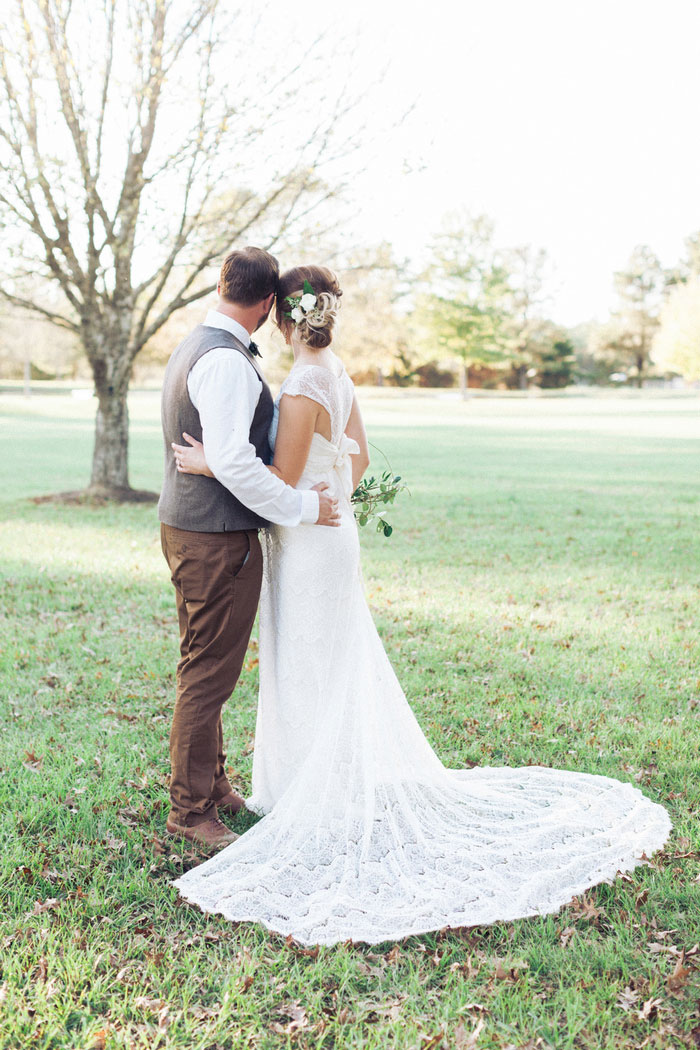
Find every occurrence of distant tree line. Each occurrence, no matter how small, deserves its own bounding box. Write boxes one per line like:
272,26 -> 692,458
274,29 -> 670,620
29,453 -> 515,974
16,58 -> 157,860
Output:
347,219 -> 700,393
3,223 -> 699,394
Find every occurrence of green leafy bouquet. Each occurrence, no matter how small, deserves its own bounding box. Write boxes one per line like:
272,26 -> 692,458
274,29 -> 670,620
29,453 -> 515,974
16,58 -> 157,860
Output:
351,446 -> 407,538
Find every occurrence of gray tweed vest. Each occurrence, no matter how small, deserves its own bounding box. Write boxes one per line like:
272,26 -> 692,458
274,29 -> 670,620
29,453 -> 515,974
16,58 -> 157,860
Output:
157,325 -> 273,532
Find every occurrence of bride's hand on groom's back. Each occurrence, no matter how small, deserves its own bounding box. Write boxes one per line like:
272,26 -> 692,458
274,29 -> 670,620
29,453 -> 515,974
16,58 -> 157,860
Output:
312,483 -> 341,527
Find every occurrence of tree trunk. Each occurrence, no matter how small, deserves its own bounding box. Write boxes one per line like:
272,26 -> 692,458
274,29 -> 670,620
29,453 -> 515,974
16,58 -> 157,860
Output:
636,354 -> 645,388
90,382 -> 131,492
460,360 -> 470,400
80,320 -> 157,502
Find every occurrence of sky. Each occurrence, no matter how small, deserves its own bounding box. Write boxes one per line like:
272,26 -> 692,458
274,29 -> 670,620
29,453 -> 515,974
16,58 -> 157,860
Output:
271,0 -> 700,325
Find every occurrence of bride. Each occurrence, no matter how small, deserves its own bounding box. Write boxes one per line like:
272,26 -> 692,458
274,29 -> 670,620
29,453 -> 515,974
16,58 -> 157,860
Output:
170,264 -> 672,946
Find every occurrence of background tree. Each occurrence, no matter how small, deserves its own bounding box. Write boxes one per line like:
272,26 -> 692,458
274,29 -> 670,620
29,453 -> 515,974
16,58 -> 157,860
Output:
0,0 -> 352,498
600,246 -> 668,387
537,337 -> 576,388
652,276 -> 700,382
666,229 -> 700,287
501,245 -> 550,389
419,215 -> 511,398
331,244 -> 411,385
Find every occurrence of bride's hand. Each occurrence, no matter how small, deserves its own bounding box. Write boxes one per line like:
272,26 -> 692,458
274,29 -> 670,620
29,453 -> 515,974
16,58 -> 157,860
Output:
171,433 -> 215,477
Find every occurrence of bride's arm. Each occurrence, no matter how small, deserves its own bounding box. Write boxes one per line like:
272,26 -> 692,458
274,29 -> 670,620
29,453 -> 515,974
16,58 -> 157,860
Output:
272,393 -> 320,486
345,394 -> 370,491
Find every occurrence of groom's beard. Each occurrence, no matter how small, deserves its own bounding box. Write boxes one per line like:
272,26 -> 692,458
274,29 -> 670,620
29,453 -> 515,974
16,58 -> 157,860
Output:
254,309 -> 271,332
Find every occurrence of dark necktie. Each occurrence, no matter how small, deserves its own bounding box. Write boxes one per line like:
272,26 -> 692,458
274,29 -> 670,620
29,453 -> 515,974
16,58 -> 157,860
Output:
248,340 -> 262,359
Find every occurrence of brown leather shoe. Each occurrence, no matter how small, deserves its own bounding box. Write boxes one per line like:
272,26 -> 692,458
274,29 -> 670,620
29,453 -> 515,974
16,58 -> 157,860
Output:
165,816 -> 239,848
215,790 -> 247,818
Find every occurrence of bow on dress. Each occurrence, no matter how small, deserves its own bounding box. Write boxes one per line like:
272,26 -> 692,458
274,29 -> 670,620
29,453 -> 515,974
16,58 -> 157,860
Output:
333,433 -> 360,472
331,433 -> 360,500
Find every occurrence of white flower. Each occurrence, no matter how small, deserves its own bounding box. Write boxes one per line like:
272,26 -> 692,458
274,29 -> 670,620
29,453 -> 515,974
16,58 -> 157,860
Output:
291,306 -> 303,322
299,293 -> 317,312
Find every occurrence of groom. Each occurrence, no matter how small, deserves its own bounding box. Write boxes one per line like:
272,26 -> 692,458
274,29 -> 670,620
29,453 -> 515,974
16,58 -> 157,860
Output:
158,246 -> 340,849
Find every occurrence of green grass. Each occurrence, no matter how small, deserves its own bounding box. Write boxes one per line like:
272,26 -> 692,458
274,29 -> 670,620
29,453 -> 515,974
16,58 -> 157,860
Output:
1,388 -> 699,1050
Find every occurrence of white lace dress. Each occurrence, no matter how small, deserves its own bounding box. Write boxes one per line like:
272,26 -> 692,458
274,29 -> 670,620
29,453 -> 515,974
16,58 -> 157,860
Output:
173,361 -> 673,946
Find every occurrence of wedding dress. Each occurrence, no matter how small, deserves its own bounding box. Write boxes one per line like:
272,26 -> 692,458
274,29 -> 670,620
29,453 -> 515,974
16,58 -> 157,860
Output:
173,360 -> 672,946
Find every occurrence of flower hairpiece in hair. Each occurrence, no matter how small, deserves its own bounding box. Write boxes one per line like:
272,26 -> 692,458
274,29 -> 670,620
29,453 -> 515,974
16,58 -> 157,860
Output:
283,279 -> 323,324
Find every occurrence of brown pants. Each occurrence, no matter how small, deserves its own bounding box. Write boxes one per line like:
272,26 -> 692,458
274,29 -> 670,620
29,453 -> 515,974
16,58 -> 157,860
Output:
160,523 -> 263,827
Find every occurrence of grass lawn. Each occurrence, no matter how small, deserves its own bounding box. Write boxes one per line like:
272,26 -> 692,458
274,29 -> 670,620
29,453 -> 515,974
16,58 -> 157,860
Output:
1,388 -> 699,1050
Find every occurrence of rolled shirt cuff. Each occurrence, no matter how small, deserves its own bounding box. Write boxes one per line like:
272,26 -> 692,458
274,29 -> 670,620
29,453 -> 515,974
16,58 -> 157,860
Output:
299,489 -> 319,524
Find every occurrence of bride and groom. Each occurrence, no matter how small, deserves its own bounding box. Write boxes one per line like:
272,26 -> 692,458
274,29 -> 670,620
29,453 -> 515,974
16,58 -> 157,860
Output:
158,246 -> 671,946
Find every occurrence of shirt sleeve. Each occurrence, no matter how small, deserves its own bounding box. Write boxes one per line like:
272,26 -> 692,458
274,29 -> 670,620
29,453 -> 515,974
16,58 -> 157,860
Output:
187,348 -> 320,526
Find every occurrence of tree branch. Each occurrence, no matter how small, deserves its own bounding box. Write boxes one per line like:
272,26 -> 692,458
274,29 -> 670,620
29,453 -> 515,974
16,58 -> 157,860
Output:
0,289 -> 79,331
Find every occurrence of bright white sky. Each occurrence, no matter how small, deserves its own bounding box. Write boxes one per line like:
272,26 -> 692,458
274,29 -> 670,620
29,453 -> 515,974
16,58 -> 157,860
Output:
272,0 -> 700,325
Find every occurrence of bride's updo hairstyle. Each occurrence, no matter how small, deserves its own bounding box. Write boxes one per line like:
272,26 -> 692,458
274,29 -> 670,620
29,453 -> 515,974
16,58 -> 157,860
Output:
276,265 -> 342,350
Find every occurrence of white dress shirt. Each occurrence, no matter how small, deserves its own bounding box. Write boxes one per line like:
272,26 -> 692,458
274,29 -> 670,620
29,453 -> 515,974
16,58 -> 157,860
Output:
186,310 -> 319,526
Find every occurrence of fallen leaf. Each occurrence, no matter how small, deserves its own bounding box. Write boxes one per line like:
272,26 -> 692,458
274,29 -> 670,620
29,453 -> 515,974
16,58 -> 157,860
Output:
638,997 -> 663,1021
270,1000 -> 309,1035
559,925 -> 576,947
569,893 -> 603,924
134,996 -> 167,1012
22,750 -> 43,772
32,898 -> 59,915
454,1017 -> 486,1048
104,834 -> 126,851
493,958 -> 528,983
189,1004 -> 220,1020
667,953 -> 690,996
616,986 -> 640,1011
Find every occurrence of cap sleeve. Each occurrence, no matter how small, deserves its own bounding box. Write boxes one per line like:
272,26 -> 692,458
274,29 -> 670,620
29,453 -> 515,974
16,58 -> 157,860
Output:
280,365 -> 336,418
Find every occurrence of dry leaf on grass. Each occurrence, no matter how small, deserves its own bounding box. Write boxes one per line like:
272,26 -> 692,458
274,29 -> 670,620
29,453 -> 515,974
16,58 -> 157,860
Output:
270,1000 -> 309,1036
23,749 -> 43,771
453,1017 -> 486,1048
284,933 -> 319,958
559,925 -> 576,947
666,952 -> 691,996
616,986 -> 640,1011
31,898 -> 59,915
134,995 -> 167,1012
568,893 -> 603,924
493,958 -> 529,983
637,997 -> 664,1021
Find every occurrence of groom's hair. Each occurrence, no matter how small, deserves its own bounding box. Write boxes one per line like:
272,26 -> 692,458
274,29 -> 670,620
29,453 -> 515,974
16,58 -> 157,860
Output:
219,246 -> 279,306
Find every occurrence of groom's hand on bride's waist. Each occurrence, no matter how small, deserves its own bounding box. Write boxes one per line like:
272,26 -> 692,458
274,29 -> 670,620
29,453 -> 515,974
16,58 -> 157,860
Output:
312,483 -> 341,527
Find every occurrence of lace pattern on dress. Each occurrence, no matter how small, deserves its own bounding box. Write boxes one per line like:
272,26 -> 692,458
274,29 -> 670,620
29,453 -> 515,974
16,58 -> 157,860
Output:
279,363 -> 354,446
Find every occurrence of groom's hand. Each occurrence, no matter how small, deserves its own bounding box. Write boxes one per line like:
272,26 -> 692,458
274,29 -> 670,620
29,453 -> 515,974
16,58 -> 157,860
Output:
312,483 -> 341,527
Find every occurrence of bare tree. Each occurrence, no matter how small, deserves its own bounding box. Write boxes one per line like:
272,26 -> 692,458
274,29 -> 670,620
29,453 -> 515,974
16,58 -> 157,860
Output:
0,0 -> 350,497
502,245 -> 550,390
